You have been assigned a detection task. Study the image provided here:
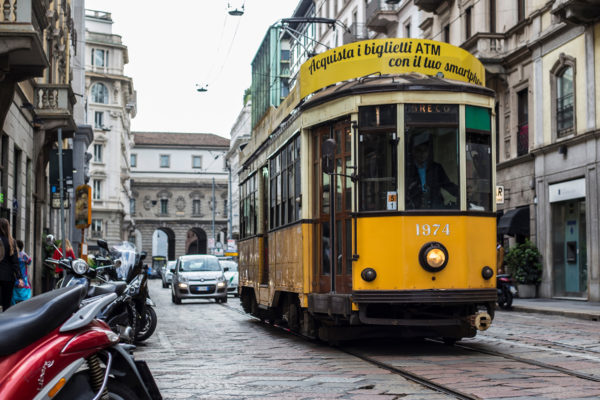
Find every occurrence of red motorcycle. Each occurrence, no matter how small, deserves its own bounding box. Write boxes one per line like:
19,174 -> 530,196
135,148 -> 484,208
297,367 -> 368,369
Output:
0,285 -> 161,400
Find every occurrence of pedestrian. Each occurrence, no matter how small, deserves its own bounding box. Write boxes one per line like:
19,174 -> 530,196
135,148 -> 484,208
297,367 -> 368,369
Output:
12,239 -> 32,304
497,240 -> 505,275
52,238 -> 76,287
0,218 -> 24,311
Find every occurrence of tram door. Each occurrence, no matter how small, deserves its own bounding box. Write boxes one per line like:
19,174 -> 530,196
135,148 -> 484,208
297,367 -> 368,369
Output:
313,120 -> 353,294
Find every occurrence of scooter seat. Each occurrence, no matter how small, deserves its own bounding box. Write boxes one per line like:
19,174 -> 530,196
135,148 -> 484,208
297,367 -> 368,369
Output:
0,285 -> 87,356
88,283 -> 116,297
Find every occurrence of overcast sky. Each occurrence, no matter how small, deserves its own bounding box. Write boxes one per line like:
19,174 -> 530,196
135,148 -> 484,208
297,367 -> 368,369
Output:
85,0 -> 299,138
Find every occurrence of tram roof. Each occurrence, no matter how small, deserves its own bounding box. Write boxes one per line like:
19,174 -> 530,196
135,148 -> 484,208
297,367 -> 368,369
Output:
301,73 -> 495,111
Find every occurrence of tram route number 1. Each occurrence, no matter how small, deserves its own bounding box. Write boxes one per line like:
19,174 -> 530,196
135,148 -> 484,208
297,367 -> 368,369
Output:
416,223 -> 450,236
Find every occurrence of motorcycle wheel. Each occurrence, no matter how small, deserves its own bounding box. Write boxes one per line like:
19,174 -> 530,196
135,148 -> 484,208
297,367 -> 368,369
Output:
498,287 -> 513,310
135,306 -> 158,342
107,378 -> 140,400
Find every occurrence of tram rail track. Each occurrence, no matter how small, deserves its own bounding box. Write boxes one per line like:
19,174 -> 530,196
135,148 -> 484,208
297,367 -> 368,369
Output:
221,302 -> 600,398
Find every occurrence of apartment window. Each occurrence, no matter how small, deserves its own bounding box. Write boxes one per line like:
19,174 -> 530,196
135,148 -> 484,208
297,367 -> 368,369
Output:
443,25 -> 450,43
91,48 -> 108,67
160,199 -> 168,215
91,219 -> 102,237
192,199 -> 201,215
93,144 -> 103,162
93,179 -> 102,200
517,89 -> 529,156
91,83 -> 109,104
130,153 -> 137,168
465,7 -> 472,39
160,155 -> 170,168
130,198 -> 136,215
94,111 -> 104,128
490,0 -> 496,32
404,21 -> 411,38
192,155 -> 202,169
556,67 -> 575,137
517,0 -> 525,21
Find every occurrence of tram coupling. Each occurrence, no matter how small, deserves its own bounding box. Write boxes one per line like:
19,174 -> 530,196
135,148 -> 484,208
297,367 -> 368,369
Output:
469,311 -> 492,331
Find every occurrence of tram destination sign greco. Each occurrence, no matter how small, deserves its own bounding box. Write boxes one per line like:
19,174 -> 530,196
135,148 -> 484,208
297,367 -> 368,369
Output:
299,38 -> 486,99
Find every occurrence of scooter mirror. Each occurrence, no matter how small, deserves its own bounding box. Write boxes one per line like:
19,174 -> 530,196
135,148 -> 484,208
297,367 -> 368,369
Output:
46,234 -> 55,245
97,239 -> 108,250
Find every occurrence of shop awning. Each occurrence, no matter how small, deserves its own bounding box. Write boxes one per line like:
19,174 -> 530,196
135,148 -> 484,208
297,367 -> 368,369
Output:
497,207 -> 530,236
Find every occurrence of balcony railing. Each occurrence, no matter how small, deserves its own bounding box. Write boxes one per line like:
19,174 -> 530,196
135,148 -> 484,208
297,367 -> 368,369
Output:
0,0 -> 49,81
34,83 -> 77,131
366,0 -> 401,34
343,23 -> 369,44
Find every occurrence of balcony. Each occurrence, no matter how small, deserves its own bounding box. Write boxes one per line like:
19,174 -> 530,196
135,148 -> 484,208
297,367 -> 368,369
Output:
0,0 -> 49,82
461,33 -> 506,75
33,83 -> 77,132
366,0 -> 401,34
551,0 -> 600,25
343,23 -> 369,44
414,0 -> 453,14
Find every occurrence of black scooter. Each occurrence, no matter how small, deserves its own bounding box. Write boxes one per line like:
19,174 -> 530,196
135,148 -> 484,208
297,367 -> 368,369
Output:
497,274 -> 517,310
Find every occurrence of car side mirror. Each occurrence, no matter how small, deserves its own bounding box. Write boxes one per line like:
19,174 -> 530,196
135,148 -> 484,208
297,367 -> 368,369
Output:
223,267 -> 229,272
170,267 -> 176,273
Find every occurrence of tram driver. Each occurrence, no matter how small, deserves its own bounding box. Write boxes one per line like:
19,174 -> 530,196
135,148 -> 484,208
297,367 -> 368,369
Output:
406,133 -> 458,210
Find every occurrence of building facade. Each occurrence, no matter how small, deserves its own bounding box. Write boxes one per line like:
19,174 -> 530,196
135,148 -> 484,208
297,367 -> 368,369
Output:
84,9 -> 137,246
226,100 -> 251,242
130,132 -> 230,260
0,0 -> 83,293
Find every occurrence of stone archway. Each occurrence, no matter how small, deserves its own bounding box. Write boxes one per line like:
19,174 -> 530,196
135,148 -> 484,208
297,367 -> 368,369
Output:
152,227 -> 175,260
186,227 -> 207,254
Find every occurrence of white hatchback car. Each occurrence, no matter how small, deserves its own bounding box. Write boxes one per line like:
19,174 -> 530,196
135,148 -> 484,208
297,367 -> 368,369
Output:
171,255 -> 228,304
219,260 -> 238,297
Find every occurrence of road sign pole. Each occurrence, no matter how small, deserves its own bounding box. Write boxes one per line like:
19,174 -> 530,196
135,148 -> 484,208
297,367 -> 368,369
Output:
58,128 -> 66,258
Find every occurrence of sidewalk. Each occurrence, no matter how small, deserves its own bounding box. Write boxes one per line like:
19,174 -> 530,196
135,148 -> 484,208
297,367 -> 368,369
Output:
509,297 -> 600,321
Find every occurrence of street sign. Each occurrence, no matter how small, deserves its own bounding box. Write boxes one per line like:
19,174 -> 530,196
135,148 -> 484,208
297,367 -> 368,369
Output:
49,149 -> 73,188
496,185 -> 504,205
51,193 -> 69,209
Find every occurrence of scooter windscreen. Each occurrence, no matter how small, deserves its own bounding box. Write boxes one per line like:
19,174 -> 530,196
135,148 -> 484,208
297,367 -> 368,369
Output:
110,241 -> 139,282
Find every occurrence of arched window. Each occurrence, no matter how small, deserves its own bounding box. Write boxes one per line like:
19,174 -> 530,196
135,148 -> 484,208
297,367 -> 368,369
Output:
91,83 -> 109,104
551,54 -> 576,139
556,66 -> 574,136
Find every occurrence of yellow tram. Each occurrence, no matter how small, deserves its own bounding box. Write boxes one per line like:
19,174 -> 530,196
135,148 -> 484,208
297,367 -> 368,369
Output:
237,38 -> 496,342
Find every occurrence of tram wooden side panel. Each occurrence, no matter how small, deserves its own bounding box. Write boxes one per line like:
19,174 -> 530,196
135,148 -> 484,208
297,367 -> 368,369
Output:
267,225 -> 304,306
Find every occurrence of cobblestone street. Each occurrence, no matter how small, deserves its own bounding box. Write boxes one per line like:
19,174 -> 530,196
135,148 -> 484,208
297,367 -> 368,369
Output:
135,280 -> 448,399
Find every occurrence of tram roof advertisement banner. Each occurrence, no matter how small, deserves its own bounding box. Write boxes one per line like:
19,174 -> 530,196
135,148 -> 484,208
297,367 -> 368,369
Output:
299,38 -> 486,99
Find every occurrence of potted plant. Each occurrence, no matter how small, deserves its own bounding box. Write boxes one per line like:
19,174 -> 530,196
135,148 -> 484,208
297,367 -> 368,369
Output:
504,239 -> 542,298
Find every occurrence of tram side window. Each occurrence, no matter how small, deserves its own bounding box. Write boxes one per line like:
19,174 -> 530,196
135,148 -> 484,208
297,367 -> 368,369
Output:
358,105 -> 397,211
466,106 -> 492,211
269,136 -> 301,230
405,104 -> 459,210
240,174 -> 257,239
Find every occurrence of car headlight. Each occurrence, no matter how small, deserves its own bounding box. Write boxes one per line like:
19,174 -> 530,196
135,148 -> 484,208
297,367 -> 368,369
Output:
72,259 -> 89,275
418,242 -> 449,272
178,282 -> 188,289
217,281 -> 226,288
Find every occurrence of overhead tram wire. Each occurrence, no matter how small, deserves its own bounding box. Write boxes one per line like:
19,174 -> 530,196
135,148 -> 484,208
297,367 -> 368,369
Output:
197,1 -> 244,93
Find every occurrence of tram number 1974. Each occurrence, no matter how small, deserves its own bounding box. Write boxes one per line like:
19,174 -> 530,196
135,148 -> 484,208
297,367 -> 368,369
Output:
416,223 -> 450,236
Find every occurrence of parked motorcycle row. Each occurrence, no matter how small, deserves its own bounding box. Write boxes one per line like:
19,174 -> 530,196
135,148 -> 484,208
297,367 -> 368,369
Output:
0,236 -> 162,400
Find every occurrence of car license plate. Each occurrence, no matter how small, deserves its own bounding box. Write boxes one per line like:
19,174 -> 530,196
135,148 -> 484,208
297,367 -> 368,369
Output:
195,286 -> 208,292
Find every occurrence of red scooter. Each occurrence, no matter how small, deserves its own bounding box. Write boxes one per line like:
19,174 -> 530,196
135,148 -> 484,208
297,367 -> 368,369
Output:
0,285 -> 161,400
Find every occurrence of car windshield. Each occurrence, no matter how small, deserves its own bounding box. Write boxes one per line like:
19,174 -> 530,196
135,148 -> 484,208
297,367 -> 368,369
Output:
180,257 -> 221,272
219,261 -> 238,272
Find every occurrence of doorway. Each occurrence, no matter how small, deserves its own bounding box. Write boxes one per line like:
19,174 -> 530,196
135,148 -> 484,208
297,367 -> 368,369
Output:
552,199 -> 587,298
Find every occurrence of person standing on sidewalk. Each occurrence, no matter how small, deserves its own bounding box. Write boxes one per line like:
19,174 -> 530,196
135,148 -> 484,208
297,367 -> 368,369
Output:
0,218 -> 24,311
11,239 -> 32,304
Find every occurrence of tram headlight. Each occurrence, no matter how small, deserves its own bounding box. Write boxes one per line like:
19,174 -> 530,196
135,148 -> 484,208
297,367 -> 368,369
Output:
418,242 -> 449,272
360,268 -> 377,282
481,266 -> 494,280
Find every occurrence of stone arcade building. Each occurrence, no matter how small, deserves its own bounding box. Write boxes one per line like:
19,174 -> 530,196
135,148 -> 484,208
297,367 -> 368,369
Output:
130,132 -> 229,260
